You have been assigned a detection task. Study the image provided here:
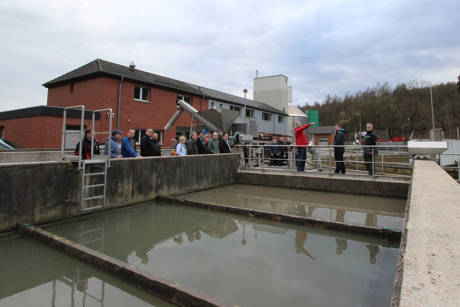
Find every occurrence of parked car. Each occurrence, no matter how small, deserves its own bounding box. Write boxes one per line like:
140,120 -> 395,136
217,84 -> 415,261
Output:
0,138 -> 16,150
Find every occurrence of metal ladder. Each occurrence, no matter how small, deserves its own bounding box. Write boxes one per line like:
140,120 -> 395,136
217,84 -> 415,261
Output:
81,159 -> 108,211
60,105 -> 113,211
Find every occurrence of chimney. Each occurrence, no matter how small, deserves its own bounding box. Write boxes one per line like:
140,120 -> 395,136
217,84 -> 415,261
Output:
129,61 -> 136,71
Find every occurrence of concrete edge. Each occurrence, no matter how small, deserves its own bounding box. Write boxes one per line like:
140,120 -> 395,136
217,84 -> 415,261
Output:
390,173 -> 413,306
236,170 -> 410,198
156,196 -> 401,242
16,224 -> 233,307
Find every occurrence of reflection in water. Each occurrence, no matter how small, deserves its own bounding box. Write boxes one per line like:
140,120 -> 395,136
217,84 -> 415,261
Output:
335,209 -> 348,255
367,244 -> 380,264
295,231 -> 316,260
179,184 -> 406,230
42,202 -> 399,307
0,237 -> 172,307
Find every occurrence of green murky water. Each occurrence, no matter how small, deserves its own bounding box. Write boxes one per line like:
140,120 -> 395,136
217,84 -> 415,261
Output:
0,236 -> 172,307
179,184 -> 406,230
42,201 -> 399,307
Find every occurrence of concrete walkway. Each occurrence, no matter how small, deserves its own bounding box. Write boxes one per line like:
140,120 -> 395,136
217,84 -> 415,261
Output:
396,161 -> 460,306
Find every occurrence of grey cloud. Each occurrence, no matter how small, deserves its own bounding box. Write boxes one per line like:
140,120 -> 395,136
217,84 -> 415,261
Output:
0,0 -> 458,111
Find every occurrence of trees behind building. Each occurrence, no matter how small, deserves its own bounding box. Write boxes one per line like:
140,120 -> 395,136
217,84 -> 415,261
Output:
300,81 -> 460,139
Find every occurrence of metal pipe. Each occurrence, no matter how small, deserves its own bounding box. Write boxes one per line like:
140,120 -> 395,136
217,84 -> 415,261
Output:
164,109 -> 183,131
61,110 -> 67,159
78,106 -> 85,169
117,76 -> 124,129
430,85 -> 435,139
177,99 -> 221,133
91,112 -> 95,159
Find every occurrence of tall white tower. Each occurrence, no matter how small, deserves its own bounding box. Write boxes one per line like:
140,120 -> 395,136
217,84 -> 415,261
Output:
253,75 -> 289,113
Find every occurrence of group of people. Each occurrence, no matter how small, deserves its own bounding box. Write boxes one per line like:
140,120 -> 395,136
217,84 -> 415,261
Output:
270,120 -> 377,176
75,128 -> 232,160
102,128 -> 161,159
175,131 -> 231,156
76,121 -> 378,176
332,122 -> 377,176
268,136 -> 293,166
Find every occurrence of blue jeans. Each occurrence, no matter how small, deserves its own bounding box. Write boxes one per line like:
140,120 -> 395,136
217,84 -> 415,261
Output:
296,147 -> 306,171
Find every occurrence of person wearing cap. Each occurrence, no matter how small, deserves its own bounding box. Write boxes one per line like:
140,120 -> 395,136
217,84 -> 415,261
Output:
104,129 -> 122,158
121,129 -> 141,158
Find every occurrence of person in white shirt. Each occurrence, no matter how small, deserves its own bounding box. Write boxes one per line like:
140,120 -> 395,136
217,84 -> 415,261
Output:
176,136 -> 187,156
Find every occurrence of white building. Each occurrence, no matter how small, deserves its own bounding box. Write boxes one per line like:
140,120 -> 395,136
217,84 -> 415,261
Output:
253,74 -> 308,138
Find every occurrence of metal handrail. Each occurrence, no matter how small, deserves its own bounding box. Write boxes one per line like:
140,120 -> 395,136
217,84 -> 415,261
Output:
91,108 -> 113,167
61,105 -> 86,169
236,143 -> 412,178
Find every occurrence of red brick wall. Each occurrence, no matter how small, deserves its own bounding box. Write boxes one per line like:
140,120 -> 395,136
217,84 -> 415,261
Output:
0,116 -> 94,149
47,76 -> 208,148
314,134 -> 334,145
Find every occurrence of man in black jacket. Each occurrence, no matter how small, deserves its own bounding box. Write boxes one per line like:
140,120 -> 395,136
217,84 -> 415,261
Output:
363,123 -> 377,175
141,128 -> 155,156
334,125 -> 346,174
74,129 -> 100,160
219,133 -> 231,153
151,132 -> 162,156
186,132 -> 199,155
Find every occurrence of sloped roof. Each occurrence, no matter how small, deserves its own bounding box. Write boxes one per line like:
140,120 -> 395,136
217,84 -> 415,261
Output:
307,126 -> 335,135
188,84 -> 287,115
288,103 -> 308,117
0,105 -> 100,120
43,59 -> 288,115
43,59 -> 202,95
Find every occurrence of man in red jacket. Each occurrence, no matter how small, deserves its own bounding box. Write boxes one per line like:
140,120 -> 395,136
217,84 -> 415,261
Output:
295,121 -> 314,171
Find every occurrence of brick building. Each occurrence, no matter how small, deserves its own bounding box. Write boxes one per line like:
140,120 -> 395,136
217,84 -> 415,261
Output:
0,59 -> 287,149
306,126 -> 336,145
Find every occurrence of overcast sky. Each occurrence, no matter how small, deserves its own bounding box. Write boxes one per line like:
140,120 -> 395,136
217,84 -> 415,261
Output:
0,0 -> 459,111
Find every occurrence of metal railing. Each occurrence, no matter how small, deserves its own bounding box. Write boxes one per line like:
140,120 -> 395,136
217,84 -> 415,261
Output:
236,143 -> 412,178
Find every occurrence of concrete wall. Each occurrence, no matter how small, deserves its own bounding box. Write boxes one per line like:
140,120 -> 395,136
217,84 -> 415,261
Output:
237,170 -> 409,198
0,149 -> 177,164
0,151 -> 66,163
392,160 -> 460,306
0,154 -> 240,232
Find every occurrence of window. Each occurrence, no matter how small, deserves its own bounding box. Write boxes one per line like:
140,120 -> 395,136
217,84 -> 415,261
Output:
177,95 -> 191,104
69,83 -> 74,94
246,109 -> 254,118
230,105 -> 241,115
134,129 -> 146,145
66,125 -> 86,131
262,112 -> 272,121
278,115 -> 284,123
134,86 -> 150,102
210,101 -> 215,108
0,126 -> 4,138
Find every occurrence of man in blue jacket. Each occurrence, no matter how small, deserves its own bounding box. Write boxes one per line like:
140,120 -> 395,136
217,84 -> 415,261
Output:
121,129 -> 142,158
104,129 -> 122,158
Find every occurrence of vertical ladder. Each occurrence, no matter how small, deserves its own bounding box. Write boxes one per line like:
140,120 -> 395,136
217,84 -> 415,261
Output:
81,159 -> 108,211
60,106 -> 113,211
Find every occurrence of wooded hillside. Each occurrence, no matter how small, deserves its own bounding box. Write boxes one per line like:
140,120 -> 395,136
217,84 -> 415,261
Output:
300,82 -> 460,139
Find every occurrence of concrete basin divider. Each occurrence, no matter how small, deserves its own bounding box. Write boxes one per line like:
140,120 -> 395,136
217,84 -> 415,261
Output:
16,223 -> 233,307
156,196 -> 401,242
